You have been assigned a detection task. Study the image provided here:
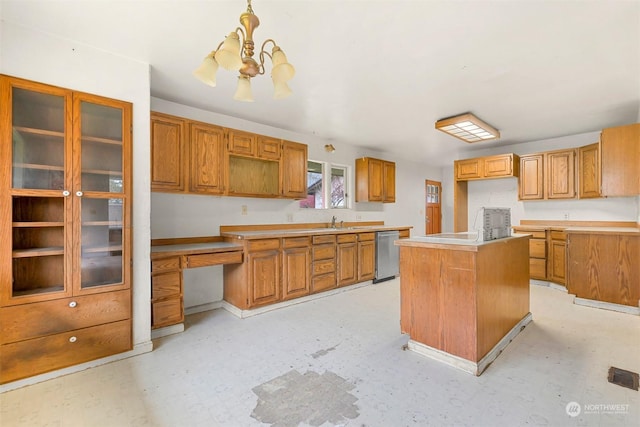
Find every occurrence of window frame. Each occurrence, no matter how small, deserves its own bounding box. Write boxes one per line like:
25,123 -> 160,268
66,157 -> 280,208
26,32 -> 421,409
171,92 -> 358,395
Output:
300,160 -> 350,210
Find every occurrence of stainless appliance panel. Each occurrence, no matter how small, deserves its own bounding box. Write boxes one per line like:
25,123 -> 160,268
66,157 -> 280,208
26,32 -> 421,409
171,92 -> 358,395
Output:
375,230 -> 400,283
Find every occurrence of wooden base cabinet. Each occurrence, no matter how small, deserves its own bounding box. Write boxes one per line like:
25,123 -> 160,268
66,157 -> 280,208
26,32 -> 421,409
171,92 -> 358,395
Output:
282,237 -> 311,300
0,75 -> 132,384
337,234 -> 358,286
567,232 -> 639,306
151,256 -> 183,329
357,232 -> 376,281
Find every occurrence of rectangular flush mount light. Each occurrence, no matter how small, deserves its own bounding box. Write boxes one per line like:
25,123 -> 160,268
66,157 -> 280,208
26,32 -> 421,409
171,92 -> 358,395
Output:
435,112 -> 500,143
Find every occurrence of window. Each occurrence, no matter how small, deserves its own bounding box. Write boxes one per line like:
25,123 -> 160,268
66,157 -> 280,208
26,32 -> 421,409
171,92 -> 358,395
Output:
300,160 -> 349,209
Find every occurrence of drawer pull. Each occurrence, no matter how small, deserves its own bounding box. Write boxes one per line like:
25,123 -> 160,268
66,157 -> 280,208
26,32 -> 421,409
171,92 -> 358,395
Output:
69,336 -> 77,343
69,301 -> 77,308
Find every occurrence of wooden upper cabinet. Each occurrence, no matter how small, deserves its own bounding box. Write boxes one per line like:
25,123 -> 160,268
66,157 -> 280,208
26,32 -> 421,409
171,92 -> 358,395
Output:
600,123 -> 640,197
257,136 -> 281,160
455,158 -> 482,180
484,154 -> 518,178
455,154 -> 519,181
383,161 -> 396,203
189,122 -> 225,194
519,150 -> 576,200
228,129 -> 256,157
356,157 -> 395,203
281,140 -> 308,199
546,149 -> 575,199
519,154 -> 544,200
151,112 -> 187,192
578,143 -> 600,199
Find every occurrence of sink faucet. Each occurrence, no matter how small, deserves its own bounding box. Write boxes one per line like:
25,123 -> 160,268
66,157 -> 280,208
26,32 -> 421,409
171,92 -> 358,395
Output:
331,216 -> 337,228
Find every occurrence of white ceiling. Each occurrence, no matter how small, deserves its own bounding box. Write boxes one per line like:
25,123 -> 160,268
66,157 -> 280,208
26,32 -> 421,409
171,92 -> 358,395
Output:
3,0 -> 639,166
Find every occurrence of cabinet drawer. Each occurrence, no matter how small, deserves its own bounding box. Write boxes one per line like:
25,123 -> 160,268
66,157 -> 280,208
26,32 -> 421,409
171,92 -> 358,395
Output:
312,244 -> 335,261
152,272 -> 182,300
530,258 -> 547,279
337,234 -> 357,244
184,251 -> 243,268
0,319 -> 131,384
358,232 -> 376,242
0,290 -> 131,345
152,297 -> 184,329
529,239 -> 546,258
313,259 -> 336,276
283,236 -> 311,248
550,230 -> 566,241
312,273 -> 336,293
248,239 -> 280,252
151,256 -> 181,273
312,235 -> 336,244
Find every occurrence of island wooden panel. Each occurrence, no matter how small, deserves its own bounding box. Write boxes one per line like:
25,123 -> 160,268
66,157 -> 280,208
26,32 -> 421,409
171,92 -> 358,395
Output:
399,236 -> 529,363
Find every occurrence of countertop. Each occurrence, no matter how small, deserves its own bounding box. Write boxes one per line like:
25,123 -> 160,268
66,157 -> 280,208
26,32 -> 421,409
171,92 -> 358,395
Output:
151,241 -> 244,259
221,225 -> 411,240
564,226 -> 640,235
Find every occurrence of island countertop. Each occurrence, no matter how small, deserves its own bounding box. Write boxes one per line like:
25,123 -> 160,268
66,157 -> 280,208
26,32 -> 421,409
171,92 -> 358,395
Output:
395,232 -> 529,251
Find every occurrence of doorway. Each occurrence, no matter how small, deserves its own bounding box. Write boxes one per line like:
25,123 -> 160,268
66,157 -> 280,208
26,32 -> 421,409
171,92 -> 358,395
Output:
425,180 -> 442,235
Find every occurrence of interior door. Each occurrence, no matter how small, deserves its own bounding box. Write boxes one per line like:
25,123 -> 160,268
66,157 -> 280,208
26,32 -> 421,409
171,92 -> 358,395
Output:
425,180 -> 442,235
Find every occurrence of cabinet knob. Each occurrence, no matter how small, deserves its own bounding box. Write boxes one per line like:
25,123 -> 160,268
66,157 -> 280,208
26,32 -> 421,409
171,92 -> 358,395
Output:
75,191 -> 83,197
69,336 -> 77,343
69,301 -> 77,308
62,190 -> 70,196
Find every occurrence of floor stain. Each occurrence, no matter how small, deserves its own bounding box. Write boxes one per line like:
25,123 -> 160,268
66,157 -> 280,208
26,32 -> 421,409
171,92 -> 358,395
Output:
251,369 -> 359,427
311,344 -> 338,359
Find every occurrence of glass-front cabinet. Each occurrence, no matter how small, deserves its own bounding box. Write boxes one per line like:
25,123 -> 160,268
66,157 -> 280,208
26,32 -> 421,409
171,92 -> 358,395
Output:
1,76 -> 131,305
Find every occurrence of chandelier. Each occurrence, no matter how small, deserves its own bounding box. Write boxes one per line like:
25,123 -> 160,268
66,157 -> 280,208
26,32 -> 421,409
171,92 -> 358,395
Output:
193,0 -> 295,102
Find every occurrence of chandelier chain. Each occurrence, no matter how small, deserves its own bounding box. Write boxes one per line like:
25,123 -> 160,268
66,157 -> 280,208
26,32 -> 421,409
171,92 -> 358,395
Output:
246,0 -> 254,14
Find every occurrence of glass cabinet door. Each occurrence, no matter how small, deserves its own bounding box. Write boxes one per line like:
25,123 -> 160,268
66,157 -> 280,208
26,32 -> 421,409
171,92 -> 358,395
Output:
75,98 -> 128,292
6,80 -> 73,303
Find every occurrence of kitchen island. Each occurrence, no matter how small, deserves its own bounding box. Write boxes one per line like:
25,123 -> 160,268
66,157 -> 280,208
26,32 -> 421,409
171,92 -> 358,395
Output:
396,233 -> 531,375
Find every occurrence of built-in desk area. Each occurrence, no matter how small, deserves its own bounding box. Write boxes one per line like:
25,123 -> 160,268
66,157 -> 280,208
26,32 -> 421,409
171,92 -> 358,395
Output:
150,237 -> 244,335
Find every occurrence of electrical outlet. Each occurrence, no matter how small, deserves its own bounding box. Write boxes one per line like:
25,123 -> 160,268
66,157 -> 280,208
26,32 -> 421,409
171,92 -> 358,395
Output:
241,205 -> 248,215
286,213 -> 293,222
562,212 -> 570,220
356,215 -> 362,221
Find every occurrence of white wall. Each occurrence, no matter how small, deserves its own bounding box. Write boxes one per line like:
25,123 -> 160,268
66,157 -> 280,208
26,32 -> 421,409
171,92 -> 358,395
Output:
441,131 -> 639,232
151,98 -> 441,309
1,22 -> 152,350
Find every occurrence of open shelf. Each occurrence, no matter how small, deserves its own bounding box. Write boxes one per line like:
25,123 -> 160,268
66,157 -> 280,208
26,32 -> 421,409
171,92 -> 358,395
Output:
14,163 -> 64,171
14,126 -> 65,138
13,247 -> 65,258
13,221 -> 64,228
82,135 -> 123,146
82,169 -> 123,176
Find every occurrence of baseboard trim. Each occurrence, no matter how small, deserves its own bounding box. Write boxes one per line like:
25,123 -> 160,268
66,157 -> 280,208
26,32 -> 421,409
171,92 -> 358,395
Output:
222,281 -> 373,319
407,312 -> 533,376
0,341 -> 153,393
574,297 -> 640,315
151,323 -> 185,339
185,301 -> 223,316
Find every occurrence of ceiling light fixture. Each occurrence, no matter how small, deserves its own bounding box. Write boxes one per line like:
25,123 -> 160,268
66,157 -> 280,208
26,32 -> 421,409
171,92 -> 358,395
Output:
324,144 -> 336,153
193,0 -> 295,102
435,113 -> 500,143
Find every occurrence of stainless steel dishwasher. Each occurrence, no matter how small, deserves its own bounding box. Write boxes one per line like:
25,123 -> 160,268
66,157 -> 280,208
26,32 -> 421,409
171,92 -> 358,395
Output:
374,230 -> 400,283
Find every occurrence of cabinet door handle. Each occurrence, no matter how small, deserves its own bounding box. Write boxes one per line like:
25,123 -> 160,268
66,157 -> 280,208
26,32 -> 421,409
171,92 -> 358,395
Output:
62,190 -> 70,196
76,191 -> 83,197
69,336 -> 77,343
68,301 -> 77,308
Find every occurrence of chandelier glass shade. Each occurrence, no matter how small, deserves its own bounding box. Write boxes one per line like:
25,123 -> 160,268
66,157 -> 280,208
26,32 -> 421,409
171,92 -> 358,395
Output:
194,0 -> 295,101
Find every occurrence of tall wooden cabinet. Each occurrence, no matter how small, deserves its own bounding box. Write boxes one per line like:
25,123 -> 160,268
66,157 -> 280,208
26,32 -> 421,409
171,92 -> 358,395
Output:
0,75 -> 132,384
600,123 -> 640,197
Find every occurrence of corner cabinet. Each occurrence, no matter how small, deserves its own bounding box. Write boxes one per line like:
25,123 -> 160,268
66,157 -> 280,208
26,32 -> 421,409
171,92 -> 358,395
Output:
0,75 -> 132,384
355,157 -> 396,203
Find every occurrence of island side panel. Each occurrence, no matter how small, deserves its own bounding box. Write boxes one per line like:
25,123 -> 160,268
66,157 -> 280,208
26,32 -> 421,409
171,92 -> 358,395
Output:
476,236 -> 530,360
399,245 -> 478,362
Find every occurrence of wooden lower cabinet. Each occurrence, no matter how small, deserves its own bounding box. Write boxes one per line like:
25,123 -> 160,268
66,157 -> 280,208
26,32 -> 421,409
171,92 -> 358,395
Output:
548,230 -> 566,285
337,234 -> 358,286
513,227 -> 547,280
567,232 -> 639,306
282,237 -> 311,300
357,233 -> 376,281
151,256 -> 183,329
312,235 -> 337,293
248,245 -> 281,307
